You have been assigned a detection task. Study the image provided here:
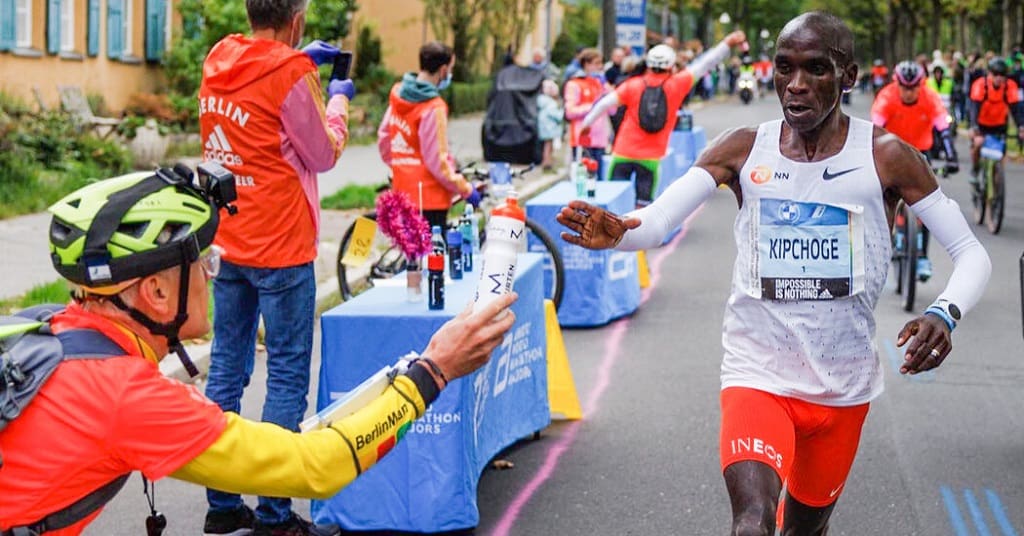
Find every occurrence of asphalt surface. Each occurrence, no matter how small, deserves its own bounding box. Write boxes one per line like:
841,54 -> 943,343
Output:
86,93 -> 1024,535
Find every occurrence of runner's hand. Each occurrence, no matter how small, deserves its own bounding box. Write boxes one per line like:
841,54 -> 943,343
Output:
422,293 -> 517,381
724,31 -> 747,48
896,314 -> 952,374
557,200 -> 640,250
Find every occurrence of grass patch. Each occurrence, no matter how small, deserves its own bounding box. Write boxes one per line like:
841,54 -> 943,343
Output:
321,183 -> 383,210
0,280 -> 72,313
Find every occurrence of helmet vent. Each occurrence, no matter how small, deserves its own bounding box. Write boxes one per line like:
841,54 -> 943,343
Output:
67,198 -> 81,208
182,200 -> 206,213
117,221 -> 149,239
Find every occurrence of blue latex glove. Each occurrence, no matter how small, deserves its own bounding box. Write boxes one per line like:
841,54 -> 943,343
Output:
328,79 -> 356,100
302,40 -> 340,66
465,189 -> 482,208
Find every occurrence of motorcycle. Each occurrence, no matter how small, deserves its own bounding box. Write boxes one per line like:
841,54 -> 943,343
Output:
738,74 -> 755,105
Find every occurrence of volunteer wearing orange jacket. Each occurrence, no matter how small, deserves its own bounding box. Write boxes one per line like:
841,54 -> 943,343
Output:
564,48 -> 613,181
196,1 -> 355,533
580,32 -> 746,206
0,171 -> 516,536
377,42 -> 479,232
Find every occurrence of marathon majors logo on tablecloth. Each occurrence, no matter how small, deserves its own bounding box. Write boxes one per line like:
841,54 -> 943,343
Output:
749,198 -> 866,300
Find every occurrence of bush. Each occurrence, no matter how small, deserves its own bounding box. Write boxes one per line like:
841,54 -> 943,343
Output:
443,81 -> 491,116
321,183 -> 383,210
0,90 -> 32,117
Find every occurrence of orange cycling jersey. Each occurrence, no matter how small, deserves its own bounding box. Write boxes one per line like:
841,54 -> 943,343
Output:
0,303 -> 226,535
612,70 -> 695,160
870,82 -> 948,150
970,76 -> 1022,127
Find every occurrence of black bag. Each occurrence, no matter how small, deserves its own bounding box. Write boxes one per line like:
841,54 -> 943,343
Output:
482,65 -> 545,164
638,79 -> 669,133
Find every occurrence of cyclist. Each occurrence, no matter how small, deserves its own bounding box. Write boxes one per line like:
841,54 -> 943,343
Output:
926,64 -> 954,116
578,32 -> 747,207
754,54 -> 774,98
0,172 -> 517,536
377,42 -> 481,231
557,12 -> 990,534
871,60 -> 960,281
968,57 -> 1024,185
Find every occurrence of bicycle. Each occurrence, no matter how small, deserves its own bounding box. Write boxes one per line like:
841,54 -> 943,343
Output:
972,134 -> 1007,234
891,199 -> 921,312
336,164 -> 566,309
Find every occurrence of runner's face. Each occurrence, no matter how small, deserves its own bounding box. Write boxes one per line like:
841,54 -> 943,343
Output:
773,30 -> 845,132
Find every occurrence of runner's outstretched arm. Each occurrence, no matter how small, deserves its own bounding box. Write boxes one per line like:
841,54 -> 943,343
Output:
580,92 -> 621,130
687,31 -> 747,81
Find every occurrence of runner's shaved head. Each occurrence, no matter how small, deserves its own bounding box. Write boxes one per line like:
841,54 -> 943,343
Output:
778,11 -> 854,68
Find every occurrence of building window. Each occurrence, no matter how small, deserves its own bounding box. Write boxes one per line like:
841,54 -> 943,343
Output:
122,0 -> 133,56
15,0 -> 30,48
59,0 -> 73,51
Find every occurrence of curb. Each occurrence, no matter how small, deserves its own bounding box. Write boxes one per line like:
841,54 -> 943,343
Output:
165,169 -> 567,384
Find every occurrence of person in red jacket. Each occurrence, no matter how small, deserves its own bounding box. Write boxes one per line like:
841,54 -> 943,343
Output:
967,57 -> 1024,183
197,1 -> 355,533
377,41 -> 480,232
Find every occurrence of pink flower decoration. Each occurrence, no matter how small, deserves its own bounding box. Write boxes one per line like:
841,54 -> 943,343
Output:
376,190 -> 432,259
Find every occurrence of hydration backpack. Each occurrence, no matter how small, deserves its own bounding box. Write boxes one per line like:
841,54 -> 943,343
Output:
1,304 -> 130,535
638,79 -> 669,133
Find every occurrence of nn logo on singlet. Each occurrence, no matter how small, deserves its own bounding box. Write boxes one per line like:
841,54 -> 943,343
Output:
750,165 -> 791,185
204,125 -> 243,167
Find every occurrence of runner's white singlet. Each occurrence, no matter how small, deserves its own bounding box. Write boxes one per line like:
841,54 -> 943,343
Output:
721,118 -> 889,406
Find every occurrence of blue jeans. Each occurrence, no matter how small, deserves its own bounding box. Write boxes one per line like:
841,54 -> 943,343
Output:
205,261 -> 315,525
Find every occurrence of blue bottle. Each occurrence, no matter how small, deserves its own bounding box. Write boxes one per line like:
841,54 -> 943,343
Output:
460,206 -> 476,272
447,229 -> 463,280
430,225 -> 446,255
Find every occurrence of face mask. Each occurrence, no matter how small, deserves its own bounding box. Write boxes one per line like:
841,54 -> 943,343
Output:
438,72 -> 453,91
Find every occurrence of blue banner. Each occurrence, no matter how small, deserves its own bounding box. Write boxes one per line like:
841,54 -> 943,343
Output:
616,0 -> 646,56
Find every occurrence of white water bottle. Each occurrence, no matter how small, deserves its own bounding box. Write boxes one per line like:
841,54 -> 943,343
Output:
473,192 -> 525,313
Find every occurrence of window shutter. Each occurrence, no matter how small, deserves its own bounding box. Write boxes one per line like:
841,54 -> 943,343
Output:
47,0 -> 61,54
0,0 -> 15,51
87,0 -> 99,56
145,0 -> 165,61
107,0 -> 123,58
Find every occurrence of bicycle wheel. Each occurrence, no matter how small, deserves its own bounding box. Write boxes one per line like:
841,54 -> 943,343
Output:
902,209 -> 918,312
985,160 -> 1005,234
336,212 -> 408,301
972,161 -> 989,224
523,218 -> 566,310
891,206 -> 906,295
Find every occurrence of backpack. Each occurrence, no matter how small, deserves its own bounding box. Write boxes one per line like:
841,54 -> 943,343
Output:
638,78 -> 669,133
1,304 -> 130,535
482,64 -> 545,165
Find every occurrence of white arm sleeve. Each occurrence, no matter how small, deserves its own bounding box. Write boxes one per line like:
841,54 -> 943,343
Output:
581,92 -> 621,129
616,166 -> 718,251
909,188 -> 992,315
687,42 -> 731,81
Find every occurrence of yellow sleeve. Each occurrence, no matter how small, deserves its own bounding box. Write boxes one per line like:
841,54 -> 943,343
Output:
170,375 -> 428,499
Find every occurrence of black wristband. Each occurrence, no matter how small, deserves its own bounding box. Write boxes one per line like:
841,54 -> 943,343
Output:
403,363 -> 440,406
420,357 -> 449,387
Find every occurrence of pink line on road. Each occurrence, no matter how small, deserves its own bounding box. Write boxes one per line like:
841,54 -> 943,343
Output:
491,208 -> 703,536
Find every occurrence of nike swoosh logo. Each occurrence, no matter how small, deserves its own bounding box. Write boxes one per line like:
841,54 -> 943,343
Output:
822,166 -> 861,181
829,484 -> 844,497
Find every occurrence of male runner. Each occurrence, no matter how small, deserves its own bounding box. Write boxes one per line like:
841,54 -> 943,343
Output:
557,12 -> 991,535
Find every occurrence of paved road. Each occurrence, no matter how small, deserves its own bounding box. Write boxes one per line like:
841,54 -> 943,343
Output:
85,92 -> 1024,535
471,93 -> 1024,536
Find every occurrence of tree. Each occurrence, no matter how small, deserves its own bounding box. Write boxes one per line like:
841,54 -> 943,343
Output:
484,0 -> 544,72
424,0 -> 490,81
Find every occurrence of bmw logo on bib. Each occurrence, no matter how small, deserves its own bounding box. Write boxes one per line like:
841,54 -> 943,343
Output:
777,201 -> 801,224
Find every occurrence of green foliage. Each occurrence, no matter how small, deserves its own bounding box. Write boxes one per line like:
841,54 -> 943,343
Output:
562,3 -> 601,52
551,32 -> 577,67
0,280 -> 71,314
0,90 -> 32,116
320,183 -> 383,210
443,81 -> 492,116
354,24 -> 382,80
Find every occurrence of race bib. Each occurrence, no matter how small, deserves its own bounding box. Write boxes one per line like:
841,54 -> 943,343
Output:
751,198 -> 865,300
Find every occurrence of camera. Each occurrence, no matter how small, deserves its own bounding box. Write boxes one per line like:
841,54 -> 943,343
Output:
196,161 -> 239,215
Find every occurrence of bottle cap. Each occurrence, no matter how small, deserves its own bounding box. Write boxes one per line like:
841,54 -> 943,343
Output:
432,225 -> 442,234
584,159 -> 599,172
446,229 -> 463,246
491,193 -> 526,221
427,253 -> 445,271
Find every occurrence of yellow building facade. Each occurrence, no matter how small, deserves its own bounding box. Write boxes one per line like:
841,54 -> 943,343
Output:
0,0 -> 178,113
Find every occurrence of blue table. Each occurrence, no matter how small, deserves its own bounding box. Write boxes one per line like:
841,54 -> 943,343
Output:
312,254 -> 549,532
526,181 -> 641,327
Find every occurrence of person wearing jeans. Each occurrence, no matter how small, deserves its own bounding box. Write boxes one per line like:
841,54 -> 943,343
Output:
198,0 -> 354,534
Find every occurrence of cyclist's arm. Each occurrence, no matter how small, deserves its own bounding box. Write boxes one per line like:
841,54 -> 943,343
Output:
377,105 -> 394,167
967,80 -> 983,128
615,127 -> 755,251
280,71 -> 348,173
581,92 -> 621,130
420,107 -> 473,198
910,190 -> 991,314
171,368 -> 439,499
869,88 -> 890,127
